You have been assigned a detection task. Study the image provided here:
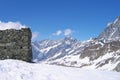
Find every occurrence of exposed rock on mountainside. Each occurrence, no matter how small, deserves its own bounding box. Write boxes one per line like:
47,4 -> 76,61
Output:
98,16 -> 120,41
32,17 -> 120,72
114,63 -> 120,72
80,41 -> 120,60
0,28 -> 32,62
79,16 -> 120,72
79,40 -> 120,72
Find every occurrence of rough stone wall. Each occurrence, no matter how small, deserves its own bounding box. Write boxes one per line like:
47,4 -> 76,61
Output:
0,28 -> 32,62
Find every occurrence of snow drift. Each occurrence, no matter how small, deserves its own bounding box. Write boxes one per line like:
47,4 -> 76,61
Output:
0,60 -> 120,80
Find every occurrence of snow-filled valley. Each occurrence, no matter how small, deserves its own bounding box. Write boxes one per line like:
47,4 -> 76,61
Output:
0,60 -> 120,80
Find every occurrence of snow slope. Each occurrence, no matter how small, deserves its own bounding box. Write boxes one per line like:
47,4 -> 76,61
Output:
0,60 -> 120,80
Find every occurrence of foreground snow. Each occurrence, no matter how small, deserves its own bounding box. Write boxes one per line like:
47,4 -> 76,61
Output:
0,60 -> 120,80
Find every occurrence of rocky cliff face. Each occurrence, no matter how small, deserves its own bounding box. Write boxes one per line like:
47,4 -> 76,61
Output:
0,28 -> 32,62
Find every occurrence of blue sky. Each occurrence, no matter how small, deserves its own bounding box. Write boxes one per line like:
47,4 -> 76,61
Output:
0,0 -> 120,41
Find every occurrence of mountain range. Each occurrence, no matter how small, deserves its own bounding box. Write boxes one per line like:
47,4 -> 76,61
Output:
32,16 -> 120,72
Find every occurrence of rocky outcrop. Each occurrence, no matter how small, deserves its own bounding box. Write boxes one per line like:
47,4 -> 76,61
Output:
80,41 -> 120,60
114,63 -> 120,72
0,28 -> 32,62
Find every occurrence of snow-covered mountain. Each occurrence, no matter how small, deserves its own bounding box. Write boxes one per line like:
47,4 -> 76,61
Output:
32,36 -> 93,62
98,16 -> 120,41
32,17 -> 120,72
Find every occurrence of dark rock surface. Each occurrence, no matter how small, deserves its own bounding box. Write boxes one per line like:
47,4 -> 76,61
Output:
80,41 -> 120,60
114,63 -> 120,72
0,28 -> 32,62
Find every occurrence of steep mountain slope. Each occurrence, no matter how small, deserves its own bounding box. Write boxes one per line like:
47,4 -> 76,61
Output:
98,16 -> 120,41
79,16 -> 120,71
32,17 -> 120,72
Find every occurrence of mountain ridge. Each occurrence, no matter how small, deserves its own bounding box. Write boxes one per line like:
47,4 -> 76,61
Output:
32,17 -> 120,72
98,16 -> 120,41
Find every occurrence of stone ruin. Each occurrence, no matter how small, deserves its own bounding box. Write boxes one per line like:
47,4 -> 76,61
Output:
0,28 -> 32,62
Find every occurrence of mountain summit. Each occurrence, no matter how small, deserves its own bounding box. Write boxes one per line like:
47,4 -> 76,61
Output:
98,16 -> 120,41
114,16 -> 120,24
32,17 -> 120,72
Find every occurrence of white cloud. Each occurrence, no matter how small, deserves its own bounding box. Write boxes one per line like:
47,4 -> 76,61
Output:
32,32 -> 39,40
64,29 -> 72,36
56,30 -> 62,35
52,29 -> 73,37
53,30 -> 62,36
0,21 -> 27,30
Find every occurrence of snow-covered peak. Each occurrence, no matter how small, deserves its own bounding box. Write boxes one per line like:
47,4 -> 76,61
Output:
98,16 -> 120,41
63,36 -> 78,44
0,21 -> 27,30
107,22 -> 113,27
64,36 -> 74,41
114,16 -> 120,24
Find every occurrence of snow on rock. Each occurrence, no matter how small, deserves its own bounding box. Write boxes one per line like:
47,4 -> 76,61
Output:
98,16 -> 120,41
114,16 -> 120,24
32,36 -> 120,72
107,22 -> 113,26
0,21 -> 27,30
0,59 -> 120,80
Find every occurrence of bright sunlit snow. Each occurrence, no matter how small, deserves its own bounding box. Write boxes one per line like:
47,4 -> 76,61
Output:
0,60 -> 120,80
0,21 -> 26,30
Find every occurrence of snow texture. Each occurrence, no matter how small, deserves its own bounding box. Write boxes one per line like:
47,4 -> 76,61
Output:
0,21 -> 27,30
0,60 -> 120,80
